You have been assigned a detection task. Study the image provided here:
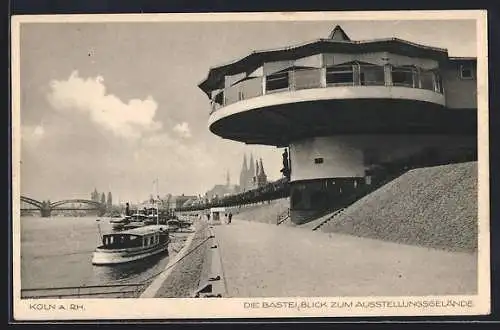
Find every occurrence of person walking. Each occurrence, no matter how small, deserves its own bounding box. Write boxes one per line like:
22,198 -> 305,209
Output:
228,212 -> 233,224
125,202 -> 130,216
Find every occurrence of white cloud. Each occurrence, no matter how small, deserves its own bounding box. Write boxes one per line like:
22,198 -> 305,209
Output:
47,71 -> 162,139
21,124 -> 45,145
173,122 -> 191,139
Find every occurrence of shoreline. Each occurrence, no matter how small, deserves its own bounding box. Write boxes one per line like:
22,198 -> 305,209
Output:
141,218 -> 210,298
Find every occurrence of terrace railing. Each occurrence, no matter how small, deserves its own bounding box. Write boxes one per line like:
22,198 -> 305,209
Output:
211,64 -> 444,110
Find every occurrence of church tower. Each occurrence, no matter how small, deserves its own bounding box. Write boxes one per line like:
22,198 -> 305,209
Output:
257,158 -> 268,187
239,154 -> 248,190
248,153 -> 256,189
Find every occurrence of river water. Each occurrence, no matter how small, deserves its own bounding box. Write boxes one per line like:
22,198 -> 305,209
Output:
20,216 -> 181,296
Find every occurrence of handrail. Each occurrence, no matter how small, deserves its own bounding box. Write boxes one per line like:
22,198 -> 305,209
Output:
276,208 -> 290,225
21,283 -> 148,299
312,208 -> 345,231
178,178 -> 290,212
22,283 -> 145,291
22,290 -> 141,299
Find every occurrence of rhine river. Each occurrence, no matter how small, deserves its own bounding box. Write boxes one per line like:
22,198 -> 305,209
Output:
20,216 -> 174,295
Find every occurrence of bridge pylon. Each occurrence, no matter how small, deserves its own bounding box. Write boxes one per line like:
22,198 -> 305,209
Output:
40,200 -> 51,217
40,208 -> 51,217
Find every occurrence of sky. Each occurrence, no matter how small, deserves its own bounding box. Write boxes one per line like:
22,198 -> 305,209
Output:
17,17 -> 477,203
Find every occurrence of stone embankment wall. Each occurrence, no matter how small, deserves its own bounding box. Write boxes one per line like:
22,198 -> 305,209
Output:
229,197 -> 290,224
152,219 -> 210,298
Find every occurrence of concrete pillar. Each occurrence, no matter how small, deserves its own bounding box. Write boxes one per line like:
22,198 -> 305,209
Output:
287,134 -> 476,225
384,64 -> 393,86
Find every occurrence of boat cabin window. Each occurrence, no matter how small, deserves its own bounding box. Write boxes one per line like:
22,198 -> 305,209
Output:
102,234 -> 142,248
143,235 -> 156,247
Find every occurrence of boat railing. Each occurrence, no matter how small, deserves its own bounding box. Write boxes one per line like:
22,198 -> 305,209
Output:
21,283 -> 148,299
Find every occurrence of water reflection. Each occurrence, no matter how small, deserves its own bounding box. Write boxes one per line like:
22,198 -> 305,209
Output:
92,251 -> 169,284
21,216 -> 176,289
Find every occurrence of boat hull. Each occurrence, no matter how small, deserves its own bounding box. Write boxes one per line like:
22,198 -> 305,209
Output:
91,242 -> 169,265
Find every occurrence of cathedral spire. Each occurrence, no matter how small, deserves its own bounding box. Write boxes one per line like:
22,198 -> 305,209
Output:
259,158 -> 266,177
249,153 -> 255,177
239,154 -> 248,190
242,154 -> 248,171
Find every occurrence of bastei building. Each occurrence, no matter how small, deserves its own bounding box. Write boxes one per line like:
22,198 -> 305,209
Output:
198,25 -> 477,224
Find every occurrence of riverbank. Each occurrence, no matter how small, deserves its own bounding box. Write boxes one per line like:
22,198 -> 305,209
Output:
141,219 -> 210,298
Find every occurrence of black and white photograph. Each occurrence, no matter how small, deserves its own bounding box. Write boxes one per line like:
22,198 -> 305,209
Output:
11,11 -> 489,320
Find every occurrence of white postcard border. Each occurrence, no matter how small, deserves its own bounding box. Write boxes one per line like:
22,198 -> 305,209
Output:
11,10 -> 490,321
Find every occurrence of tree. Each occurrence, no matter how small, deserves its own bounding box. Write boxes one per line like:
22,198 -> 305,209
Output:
107,192 -> 112,207
100,192 -> 106,205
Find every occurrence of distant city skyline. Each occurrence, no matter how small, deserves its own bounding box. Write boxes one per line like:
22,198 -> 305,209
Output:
17,16 -> 477,203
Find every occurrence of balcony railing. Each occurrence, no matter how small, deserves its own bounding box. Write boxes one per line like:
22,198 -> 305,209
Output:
210,64 -> 444,113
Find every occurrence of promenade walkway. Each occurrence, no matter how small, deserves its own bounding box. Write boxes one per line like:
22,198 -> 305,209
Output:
211,219 -> 477,298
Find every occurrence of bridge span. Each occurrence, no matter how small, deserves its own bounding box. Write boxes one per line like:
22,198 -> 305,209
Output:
20,196 -> 107,217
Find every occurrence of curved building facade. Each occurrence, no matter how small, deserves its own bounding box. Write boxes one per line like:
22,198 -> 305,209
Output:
198,26 -> 477,224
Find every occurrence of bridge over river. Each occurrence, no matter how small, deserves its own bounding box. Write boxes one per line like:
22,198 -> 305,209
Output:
20,196 -> 107,217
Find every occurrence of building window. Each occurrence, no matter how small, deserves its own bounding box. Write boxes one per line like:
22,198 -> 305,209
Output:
360,65 -> 385,86
420,70 -> 435,91
460,64 -> 474,79
326,65 -> 354,85
434,72 -> 444,93
266,71 -> 289,92
212,91 -> 223,107
392,67 -> 416,87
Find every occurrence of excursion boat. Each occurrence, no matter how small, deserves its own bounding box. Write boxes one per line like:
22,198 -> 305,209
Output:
166,219 -> 181,232
122,213 -> 149,230
92,224 -> 170,265
110,216 -> 131,230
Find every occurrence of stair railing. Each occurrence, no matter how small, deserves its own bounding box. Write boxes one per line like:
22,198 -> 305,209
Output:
276,208 -> 290,225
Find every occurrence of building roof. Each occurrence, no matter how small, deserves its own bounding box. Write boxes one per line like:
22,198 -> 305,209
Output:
198,26 -> 452,96
448,56 -> 477,64
329,25 -> 351,41
113,225 -> 169,236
